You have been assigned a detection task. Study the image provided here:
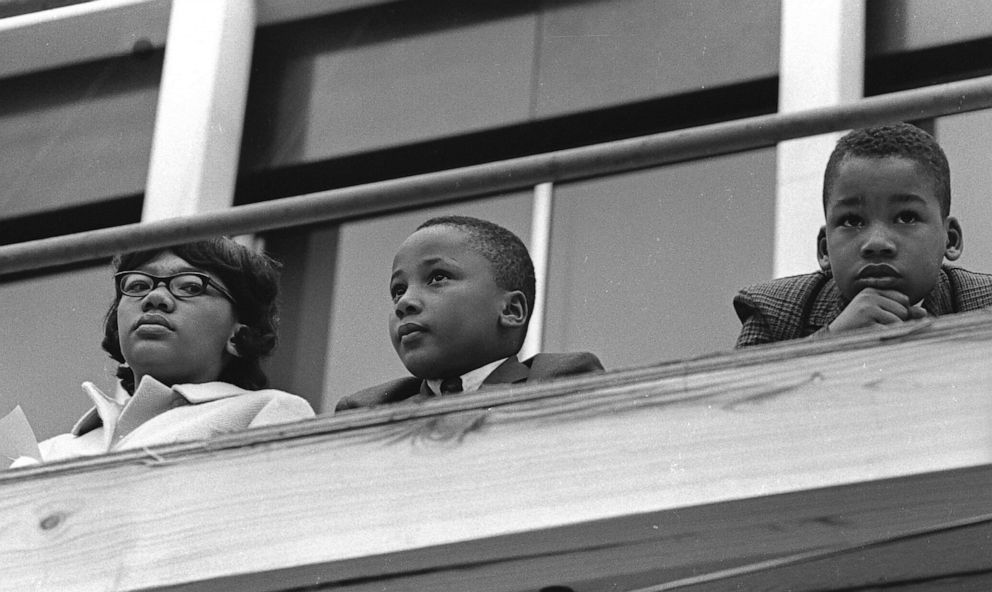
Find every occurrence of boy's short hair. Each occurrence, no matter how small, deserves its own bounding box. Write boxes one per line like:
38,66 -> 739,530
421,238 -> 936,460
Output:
102,237 -> 282,393
822,122 -> 951,216
417,215 -> 536,328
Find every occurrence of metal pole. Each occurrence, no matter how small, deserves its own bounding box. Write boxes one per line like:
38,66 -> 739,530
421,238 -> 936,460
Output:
142,0 -> 255,221
775,0 -> 864,277
520,182 -> 554,360
3,75 -> 992,276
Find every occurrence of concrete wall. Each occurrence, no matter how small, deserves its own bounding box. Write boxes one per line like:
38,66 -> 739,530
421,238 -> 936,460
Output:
0,266 -> 117,439
544,149 -> 777,368
868,0 -> 992,54
0,55 -> 159,217
938,109 -> 992,274
242,0 -> 780,168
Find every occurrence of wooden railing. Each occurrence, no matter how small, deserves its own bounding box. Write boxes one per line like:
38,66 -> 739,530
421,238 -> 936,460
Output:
2,311 -> 991,591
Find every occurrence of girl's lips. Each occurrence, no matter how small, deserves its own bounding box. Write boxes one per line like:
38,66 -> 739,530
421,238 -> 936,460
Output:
134,323 -> 173,337
133,314 -> 174,331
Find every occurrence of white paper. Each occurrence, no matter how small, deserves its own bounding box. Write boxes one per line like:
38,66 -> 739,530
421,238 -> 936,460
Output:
0,406 -> 41,469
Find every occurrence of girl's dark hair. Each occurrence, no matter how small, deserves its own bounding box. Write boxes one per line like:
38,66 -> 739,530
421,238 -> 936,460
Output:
102,237 -> 282,393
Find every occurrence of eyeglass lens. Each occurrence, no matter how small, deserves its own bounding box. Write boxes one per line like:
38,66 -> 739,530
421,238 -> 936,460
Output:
118,273 -> 210,298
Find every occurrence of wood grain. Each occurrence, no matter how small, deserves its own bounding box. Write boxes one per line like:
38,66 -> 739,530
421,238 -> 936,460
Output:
1,313 -> 991,591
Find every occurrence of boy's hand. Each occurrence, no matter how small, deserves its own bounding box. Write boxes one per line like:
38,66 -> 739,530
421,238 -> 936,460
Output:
828,288 -> 928,334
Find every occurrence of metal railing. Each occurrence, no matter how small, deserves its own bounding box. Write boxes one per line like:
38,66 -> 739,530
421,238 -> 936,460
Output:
2,74 -> 992,277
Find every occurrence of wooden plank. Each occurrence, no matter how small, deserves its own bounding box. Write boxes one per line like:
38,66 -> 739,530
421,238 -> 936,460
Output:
635,511 -> 992,591
1,312 -> 991,591
151,467 -> 992,592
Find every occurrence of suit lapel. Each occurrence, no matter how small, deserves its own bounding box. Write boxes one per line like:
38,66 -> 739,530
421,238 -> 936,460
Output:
402,357 -> 531,401
411,380 -> 435,402
480,356 -> 530,388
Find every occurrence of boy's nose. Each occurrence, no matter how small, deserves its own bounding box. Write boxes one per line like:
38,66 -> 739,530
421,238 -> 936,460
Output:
860,225 -> 897,258
394,290 -> 422,318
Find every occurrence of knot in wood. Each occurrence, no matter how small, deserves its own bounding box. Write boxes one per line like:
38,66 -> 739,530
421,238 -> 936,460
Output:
40,512 -> 64,531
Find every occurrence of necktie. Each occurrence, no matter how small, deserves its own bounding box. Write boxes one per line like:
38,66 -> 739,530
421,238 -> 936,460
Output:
439,377 -> 463,395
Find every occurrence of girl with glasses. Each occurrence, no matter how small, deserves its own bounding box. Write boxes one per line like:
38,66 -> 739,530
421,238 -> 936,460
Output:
16,237 -> 314,465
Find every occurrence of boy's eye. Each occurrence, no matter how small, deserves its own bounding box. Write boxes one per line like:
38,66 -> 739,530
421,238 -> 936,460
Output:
895,211 -> 920,224
838,214 -> 863,228
390,284 -> 406,301
427,271 -> 450,284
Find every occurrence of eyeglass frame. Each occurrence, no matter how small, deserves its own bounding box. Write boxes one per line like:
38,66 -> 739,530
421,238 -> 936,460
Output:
113,271 -> 237,304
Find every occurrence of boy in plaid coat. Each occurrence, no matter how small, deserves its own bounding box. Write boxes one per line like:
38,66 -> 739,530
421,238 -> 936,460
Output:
735,123 -> 992,347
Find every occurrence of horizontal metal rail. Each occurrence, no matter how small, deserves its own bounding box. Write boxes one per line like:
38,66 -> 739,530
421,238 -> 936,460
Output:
3,75 -> 992,277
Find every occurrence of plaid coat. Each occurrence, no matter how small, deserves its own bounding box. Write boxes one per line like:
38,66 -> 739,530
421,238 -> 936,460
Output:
733,265 -> 992,348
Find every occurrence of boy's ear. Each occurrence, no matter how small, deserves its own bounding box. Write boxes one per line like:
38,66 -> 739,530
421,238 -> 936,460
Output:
498,290 -> 529,329
816,226 -> 831,272
944,216 -> 963,261
225,323 -> 247,358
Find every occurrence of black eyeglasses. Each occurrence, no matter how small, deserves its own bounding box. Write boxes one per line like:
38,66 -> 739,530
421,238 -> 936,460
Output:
114,271 -> 237,304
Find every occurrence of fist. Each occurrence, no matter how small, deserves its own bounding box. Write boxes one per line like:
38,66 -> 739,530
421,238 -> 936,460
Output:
828,288 -> 927,334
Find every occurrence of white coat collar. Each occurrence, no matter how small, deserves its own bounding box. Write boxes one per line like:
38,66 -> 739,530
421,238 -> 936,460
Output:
70,377 -> 249,444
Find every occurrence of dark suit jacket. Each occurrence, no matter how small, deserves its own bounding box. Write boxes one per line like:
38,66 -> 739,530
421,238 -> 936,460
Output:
335,352 -> 604,411
733,265 -> 992,347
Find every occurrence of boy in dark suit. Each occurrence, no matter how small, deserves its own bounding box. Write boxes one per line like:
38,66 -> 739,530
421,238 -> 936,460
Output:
336,215 -> 603,410
735,122 -> 992,347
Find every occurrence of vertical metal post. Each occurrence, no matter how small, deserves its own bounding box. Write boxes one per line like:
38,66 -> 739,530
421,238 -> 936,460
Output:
520,182 -> 554,359
142,0 -> 256,221
774,0 -> 864,277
